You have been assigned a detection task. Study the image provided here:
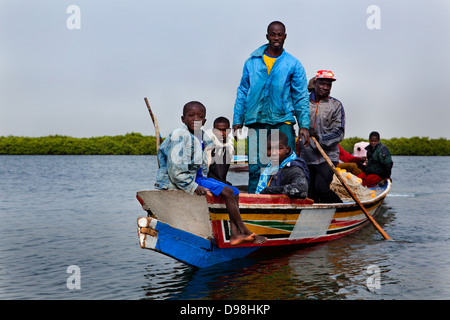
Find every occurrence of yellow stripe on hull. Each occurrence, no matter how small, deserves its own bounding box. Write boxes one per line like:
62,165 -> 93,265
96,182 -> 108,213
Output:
244,224 -> 292,235
210,213 -> 300,222
331,202 -> 382,220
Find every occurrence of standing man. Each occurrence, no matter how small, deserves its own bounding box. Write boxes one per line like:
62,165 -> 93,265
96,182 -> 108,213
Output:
301,70 -> 345,203
232,21 -> 310,193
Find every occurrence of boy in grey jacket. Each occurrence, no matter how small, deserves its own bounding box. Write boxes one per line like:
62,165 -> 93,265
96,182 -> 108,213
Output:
155,101 -> 266,245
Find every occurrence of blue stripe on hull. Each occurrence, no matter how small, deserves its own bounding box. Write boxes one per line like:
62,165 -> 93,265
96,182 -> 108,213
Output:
153,221 -> 259,268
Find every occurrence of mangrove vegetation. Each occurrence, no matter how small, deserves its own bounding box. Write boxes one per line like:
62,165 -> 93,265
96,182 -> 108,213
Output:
0,133 -> 158,155
0,133 -> 449,156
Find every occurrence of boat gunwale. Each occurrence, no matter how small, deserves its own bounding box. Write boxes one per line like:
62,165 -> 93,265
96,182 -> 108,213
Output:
137,180 -> 391,210
207,180 -> 392,209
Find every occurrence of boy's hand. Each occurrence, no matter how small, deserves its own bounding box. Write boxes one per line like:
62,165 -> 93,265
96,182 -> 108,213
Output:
194,186 -> 209,196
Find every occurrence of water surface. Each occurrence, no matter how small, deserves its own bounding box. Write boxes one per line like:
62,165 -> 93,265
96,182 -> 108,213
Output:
0,155 -> 449,299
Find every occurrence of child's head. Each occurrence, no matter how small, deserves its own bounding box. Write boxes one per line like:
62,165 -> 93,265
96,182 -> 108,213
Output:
182,101 -> 207,133
369,131 -> 380,148
213,117 -> 230,142
267,131 -> 291,164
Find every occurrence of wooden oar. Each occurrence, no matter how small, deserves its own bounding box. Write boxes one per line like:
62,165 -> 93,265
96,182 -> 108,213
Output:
310,136 -> 392,240
144,97 -> 162,168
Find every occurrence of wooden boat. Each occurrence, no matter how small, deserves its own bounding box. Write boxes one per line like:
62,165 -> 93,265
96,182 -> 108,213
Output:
136,180 -> 391,268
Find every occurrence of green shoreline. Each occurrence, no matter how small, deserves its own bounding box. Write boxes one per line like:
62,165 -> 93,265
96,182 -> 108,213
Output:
1,133 -> 449,156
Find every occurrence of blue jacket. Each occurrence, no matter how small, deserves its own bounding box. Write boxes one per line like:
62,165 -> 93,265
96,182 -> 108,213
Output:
233,44 -> 310,128
154,125 -> 212,194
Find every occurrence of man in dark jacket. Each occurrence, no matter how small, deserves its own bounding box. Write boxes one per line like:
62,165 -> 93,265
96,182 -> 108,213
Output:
357,131 -> 393,187
256,132 -> 309,198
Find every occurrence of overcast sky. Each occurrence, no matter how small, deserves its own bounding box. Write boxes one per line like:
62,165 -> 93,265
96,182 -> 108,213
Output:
1,0 -> 449,139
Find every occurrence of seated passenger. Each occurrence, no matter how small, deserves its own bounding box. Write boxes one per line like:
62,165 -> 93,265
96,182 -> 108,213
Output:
155,101 -> 266,245
256,131 -> 309,198
206,116 -> 234,185
357,131 -> 393,187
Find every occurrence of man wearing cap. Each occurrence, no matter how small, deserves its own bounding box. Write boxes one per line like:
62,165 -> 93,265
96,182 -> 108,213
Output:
232,21 -> 310,193
300,70 -> 345,203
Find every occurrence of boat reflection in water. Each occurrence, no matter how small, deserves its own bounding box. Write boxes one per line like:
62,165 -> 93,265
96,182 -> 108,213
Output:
142,204 -> 394,300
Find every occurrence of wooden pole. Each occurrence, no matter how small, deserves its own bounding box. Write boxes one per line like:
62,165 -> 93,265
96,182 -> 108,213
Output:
310,136 -> 392,240
144,97 -> 161,168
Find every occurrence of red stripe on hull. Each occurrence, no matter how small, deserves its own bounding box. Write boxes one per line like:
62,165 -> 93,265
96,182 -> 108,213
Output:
330,218 -> 365,228
206,193 -> 314,205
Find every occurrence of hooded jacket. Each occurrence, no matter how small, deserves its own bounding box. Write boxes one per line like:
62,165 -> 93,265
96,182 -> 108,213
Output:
365,142 -> 393,179
233,44 -> 310,128
300,91 -> 345,164
260,151 -> 310,198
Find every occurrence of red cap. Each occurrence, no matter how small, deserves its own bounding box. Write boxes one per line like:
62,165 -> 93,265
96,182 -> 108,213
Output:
315,70 -> 336,81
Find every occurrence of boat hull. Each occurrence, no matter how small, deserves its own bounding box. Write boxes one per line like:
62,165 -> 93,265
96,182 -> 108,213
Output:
136,180 -> 391,268
138,216 -> 259,267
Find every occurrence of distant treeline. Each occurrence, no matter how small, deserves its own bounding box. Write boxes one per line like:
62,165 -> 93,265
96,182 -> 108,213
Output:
0,133 -> 449,156
0,133 -> 158,155
340,136 -> 450,156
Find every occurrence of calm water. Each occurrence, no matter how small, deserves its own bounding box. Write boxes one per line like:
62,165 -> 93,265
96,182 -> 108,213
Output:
1,155 -> 449,300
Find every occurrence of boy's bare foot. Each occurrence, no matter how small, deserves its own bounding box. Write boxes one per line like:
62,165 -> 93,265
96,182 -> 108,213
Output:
252,235 -> 267,244
230,233 -> 267,246
230,233 -> 256,246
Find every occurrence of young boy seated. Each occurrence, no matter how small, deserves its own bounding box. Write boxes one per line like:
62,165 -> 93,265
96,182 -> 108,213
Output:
155,101 -> 266,245
357,131 -> 393,187
255,131 -> 309,198
206,116 -> 234,185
